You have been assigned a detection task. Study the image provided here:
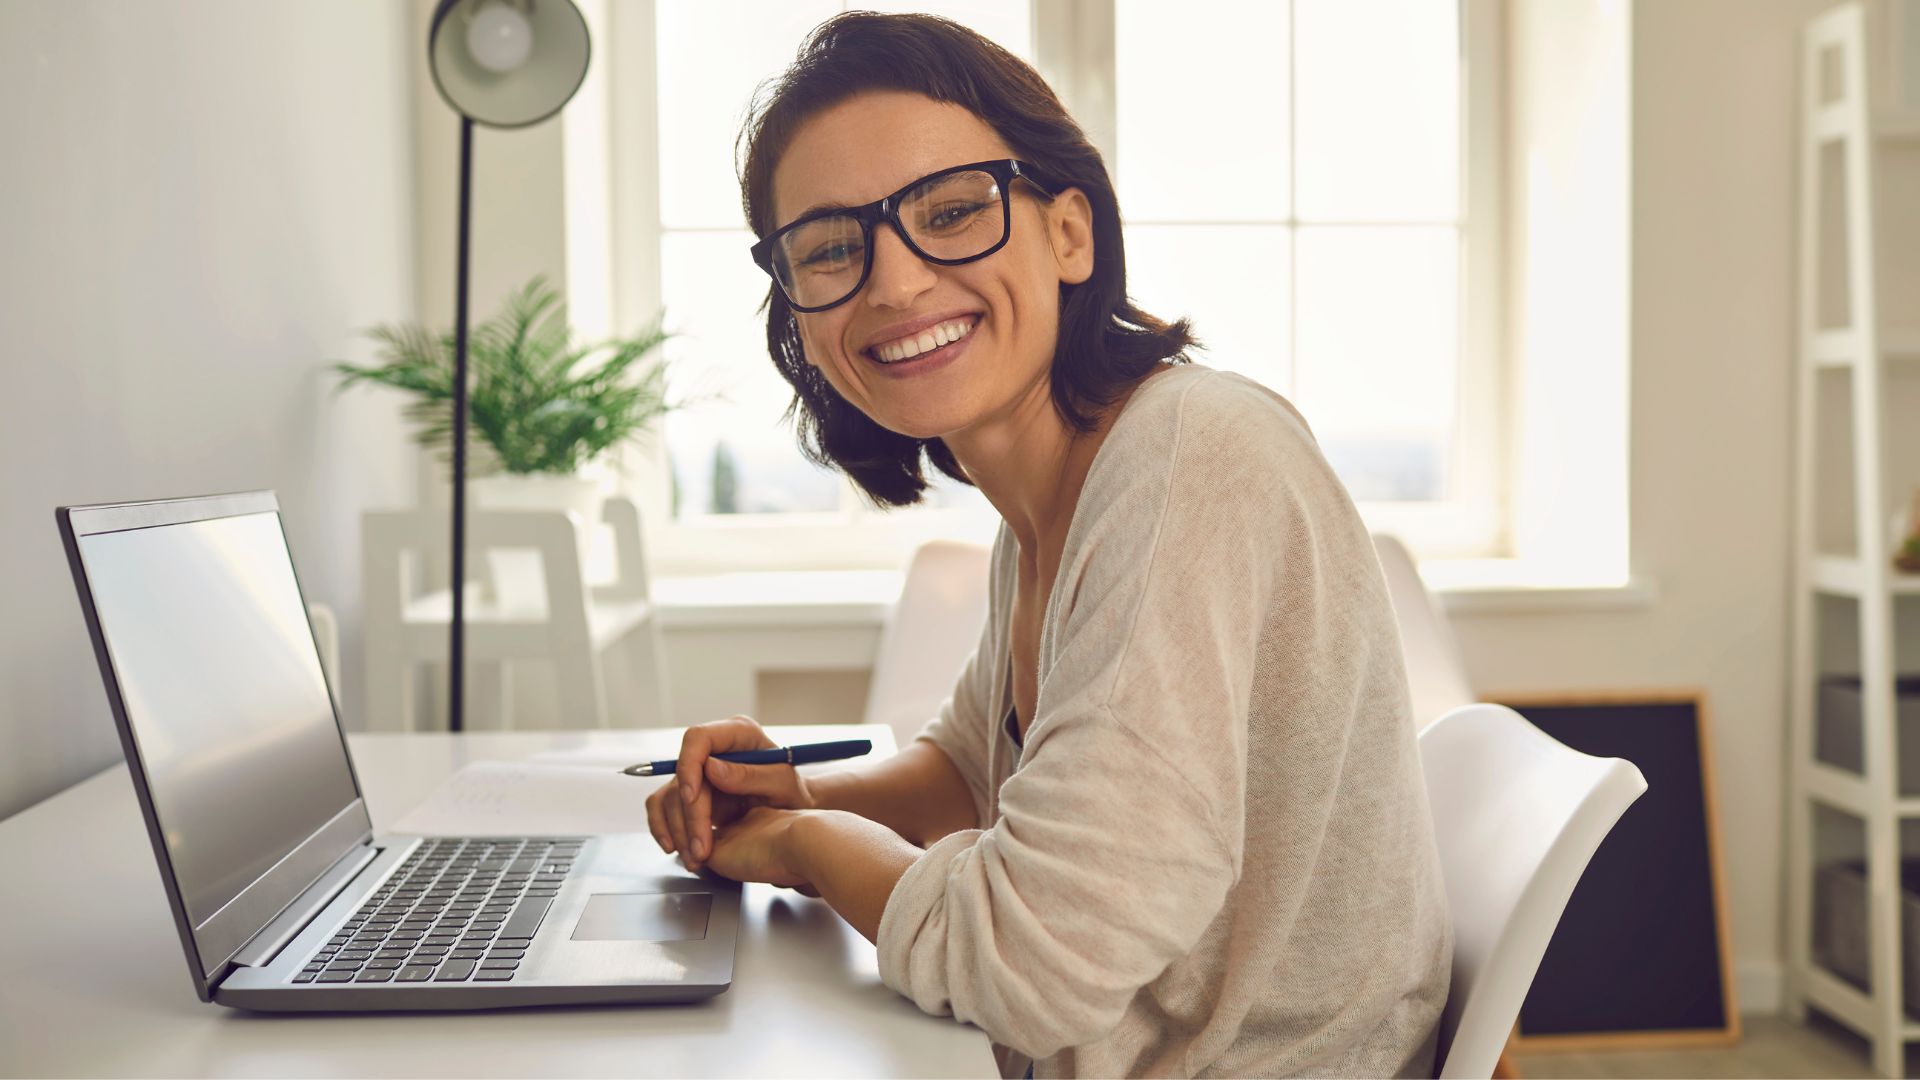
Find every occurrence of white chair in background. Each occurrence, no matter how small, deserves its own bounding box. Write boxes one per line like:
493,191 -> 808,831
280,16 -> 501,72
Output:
1420,703 -> 1648,1079
361,496 -> 668,731
863,539 -> 992,751
1373,533 -> 1477,730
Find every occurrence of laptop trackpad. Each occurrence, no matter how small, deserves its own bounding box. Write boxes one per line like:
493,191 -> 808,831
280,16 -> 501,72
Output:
570,893 -> 712,942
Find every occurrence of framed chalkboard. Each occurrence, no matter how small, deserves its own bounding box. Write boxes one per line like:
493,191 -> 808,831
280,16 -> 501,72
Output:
1490,690 -> 1741,1052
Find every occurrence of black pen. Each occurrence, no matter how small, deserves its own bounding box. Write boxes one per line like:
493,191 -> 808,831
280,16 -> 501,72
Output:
619,738 -> 873,777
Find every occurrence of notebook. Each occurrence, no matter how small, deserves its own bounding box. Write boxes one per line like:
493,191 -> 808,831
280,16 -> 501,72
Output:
57,490 -> 736,1010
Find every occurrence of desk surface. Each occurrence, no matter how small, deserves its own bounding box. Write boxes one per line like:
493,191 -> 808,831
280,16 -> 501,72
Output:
0,728 -> 995,1078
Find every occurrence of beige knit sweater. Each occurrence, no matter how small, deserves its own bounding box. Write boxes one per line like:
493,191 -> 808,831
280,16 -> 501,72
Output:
875,366 -> 1452,1079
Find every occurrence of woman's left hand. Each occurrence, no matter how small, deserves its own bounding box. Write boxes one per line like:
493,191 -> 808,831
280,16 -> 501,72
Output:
705,805 -> 819,894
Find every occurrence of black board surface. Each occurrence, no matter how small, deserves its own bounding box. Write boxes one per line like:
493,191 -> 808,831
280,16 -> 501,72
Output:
1501,697 -> 1734,1041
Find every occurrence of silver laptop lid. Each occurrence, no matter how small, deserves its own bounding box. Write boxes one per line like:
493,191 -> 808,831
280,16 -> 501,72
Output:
58,491 -> 372,1001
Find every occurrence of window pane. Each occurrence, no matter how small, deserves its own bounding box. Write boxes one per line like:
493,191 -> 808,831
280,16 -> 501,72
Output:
1116,0 -> 1289,223
657,0 -> 840,231
1295,0 -> 1458,222
1123,224 -> 1290,391
1294,226 -> 1457,501
661,231 -> 841,515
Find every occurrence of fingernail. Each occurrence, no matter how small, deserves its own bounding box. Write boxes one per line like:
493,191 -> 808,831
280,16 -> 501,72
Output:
694,838 -> 705,858
681,781 -> 694,802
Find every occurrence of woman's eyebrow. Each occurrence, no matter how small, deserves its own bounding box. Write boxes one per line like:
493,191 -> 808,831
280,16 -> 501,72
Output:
791,199 -> 859,223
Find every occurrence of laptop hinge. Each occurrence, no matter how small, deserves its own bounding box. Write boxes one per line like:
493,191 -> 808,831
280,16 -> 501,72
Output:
230,841 -> 384,969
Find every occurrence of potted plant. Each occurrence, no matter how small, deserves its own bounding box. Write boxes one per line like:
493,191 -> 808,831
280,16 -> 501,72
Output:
337,276 -> 672,591
338,274 -> 671,510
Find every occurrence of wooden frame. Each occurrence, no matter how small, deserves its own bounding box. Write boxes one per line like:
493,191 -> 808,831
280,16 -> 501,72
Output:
1484,688 -> 1742,1053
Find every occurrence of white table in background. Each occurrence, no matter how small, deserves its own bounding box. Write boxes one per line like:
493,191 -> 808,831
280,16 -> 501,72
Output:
0,726 -> 996,1079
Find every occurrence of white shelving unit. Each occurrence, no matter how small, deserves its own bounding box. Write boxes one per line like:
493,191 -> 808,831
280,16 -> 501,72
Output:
1786,5 -> 1920,1076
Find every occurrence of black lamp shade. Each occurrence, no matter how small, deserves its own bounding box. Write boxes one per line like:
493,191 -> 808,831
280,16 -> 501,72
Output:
428,0 -> 591,129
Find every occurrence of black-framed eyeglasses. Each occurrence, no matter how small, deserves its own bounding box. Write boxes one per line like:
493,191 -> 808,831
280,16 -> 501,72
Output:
749,158 -> 1054,314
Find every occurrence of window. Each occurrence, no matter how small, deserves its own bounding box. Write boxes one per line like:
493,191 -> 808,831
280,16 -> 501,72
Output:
638,0 -> 1508,570
1115,0 -> 1502,557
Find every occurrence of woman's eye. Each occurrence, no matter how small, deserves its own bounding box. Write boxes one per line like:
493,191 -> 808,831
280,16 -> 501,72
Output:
925,201 -> 987,230
798,240 -> 861,270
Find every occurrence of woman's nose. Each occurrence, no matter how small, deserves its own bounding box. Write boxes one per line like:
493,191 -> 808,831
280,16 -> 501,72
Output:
864,223 -> 938,309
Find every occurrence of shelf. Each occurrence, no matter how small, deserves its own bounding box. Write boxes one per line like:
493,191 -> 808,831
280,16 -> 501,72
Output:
1810,555 -> 1920,597
1807,760 -> 1870,815
1811,329 -> 1858,366
1803,963 -> 1881,1038
1805,329 -> 1920,367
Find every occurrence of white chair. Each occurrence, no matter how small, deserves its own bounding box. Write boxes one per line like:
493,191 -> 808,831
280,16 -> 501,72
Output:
1374,533 -> 1477,730
362,496 -> 669,731
1421,703 -> 1648,1079
863,539 -> 992,751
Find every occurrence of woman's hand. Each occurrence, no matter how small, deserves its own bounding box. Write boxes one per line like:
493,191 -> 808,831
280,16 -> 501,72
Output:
702,805 -> 817,891
644,715 -> 818,870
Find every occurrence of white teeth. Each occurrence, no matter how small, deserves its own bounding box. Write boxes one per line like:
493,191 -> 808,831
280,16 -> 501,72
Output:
872,317 -> 976,363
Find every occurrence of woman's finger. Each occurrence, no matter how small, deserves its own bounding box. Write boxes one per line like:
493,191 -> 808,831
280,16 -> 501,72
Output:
679,716 -> 777,861
704,757 -> 808,805
663,784 -> 700,867
645,784 -> 675,854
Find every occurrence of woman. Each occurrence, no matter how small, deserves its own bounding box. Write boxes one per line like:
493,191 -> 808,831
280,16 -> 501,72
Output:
645,13 -> 1450,1078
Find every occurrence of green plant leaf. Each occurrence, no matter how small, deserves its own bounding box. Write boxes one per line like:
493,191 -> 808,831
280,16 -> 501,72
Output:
335,275 -> 675,475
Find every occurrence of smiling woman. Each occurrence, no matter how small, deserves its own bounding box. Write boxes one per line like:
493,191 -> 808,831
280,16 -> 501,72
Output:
643,13 -> 1451,1079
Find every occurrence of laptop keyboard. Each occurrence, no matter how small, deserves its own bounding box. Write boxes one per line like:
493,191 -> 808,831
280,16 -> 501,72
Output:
292,836 -> 585,985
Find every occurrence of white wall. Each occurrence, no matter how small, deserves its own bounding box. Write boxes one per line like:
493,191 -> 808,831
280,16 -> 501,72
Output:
1453,0 -> 1837,1011
0,1 -> 418,820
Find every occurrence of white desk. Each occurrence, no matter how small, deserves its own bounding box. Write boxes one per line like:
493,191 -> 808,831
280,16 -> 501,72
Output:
0,729 -> 996,1078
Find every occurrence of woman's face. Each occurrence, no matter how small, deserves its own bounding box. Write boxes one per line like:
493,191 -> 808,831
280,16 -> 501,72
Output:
770,91 -> 1094,442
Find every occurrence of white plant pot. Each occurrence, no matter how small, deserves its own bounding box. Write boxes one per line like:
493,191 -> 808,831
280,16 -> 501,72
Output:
471,469 -> 608,613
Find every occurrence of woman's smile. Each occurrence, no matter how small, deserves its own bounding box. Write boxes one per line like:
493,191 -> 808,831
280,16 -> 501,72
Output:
867,313 -> 980,364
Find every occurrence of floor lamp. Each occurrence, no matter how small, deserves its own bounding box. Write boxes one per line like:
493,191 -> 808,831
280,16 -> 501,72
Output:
426,0 -> 591,732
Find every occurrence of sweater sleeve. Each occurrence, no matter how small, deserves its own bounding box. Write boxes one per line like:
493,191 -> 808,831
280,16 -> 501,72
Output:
875,375 -> 1295,1058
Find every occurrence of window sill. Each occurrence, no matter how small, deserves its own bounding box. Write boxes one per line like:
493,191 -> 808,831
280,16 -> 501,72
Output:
650,571 -> 903,629
649,561 -> 1658,631
1418,559 -> 1660,615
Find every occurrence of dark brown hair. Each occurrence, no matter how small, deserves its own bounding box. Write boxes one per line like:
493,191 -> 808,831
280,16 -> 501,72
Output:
739,11 -> 1193,506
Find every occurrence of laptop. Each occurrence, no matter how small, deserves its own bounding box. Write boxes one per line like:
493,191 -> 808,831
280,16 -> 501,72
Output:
56,490 -> 738,1010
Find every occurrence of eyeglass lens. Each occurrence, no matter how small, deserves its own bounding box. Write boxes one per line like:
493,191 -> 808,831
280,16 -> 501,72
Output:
772,169 -> 1008,310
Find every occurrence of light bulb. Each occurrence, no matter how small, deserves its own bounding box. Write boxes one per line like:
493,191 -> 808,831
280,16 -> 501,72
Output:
467,4 -> 534,74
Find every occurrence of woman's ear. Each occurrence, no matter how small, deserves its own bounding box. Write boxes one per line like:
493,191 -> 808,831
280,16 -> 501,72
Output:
1047,188 -> 1096,286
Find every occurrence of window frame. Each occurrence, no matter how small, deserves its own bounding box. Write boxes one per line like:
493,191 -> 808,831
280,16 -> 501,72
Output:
613,0 -> 1511,575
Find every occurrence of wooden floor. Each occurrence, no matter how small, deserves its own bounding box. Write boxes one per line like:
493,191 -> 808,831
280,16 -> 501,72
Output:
1513,1014 -> 1883,1079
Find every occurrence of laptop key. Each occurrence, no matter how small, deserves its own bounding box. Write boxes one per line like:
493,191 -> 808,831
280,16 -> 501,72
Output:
363,958 -> 403,969
316,971 -> 355,983
479,958 -> 518,969
486,948 -> 526,960
435,959 -> 477,981
291,972 -> 317,983
473,968 -> 516,981
395,965 -> 436,982
355,968 -> 395,982
450,948 -> 486,960
500,896 -> 553,940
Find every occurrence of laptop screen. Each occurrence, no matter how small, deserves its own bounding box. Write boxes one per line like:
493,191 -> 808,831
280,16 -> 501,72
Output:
76,510 -> 359,930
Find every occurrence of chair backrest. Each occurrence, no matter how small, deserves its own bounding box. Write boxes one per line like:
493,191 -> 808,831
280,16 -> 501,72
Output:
863,539 -> 992,750
1421,703 -> 1647,1079
1373,533 -> 1476,729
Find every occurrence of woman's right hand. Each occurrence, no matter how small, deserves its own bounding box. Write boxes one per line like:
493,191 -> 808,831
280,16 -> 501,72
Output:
645,715 -> 818,871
